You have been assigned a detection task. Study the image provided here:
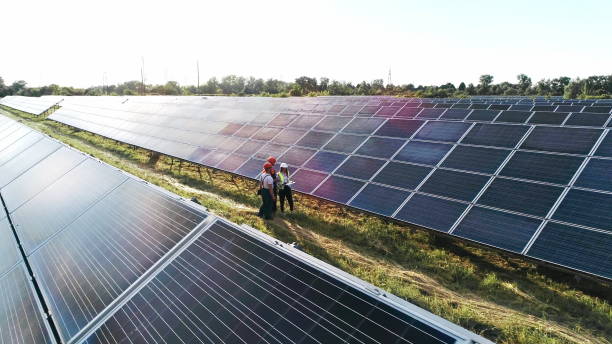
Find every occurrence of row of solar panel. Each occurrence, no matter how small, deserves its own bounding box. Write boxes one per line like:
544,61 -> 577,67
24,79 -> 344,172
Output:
55,102 -> 612,134
0,116 -> 491,344
41,99 -> 612,280
116,96 -> 612,115
0,96 -> 63,116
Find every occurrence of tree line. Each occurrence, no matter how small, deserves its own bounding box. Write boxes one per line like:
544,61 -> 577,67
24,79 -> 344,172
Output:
1,74 -> 610,99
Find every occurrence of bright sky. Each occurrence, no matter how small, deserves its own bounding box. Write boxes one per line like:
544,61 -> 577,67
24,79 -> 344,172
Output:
1,0 -> 610,88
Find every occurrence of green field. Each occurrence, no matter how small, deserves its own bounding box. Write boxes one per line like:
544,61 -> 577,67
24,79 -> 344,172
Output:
1,106 -> 611,344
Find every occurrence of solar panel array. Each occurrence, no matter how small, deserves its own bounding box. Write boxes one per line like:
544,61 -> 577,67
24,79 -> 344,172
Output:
41,96 -> 612,280
0,96 -> 63,115
0,115 -> 491,344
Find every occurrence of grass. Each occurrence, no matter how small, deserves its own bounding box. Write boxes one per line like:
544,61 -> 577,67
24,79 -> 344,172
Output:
2,106 -> 611,344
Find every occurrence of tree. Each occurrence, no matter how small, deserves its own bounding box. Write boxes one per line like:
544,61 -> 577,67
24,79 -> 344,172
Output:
479,75 -> 494,87
458,82 -> 466,91
477,75 -> 494,95
244,77 -> 264,94
371,79 -> 385,94
294,76 -> 318,94
219,75 -> 245,94
162,81 -> 182,95
516,74 -> 532,93
318,77 -> 329,92
564,80 -> 582,99
9,80 -> 27,95
467,83 -> 476,95
0,76 -> 7,97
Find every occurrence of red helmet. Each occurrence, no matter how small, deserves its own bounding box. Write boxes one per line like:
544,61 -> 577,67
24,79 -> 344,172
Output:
267,156 -> 277,165
263,162 -> 273,169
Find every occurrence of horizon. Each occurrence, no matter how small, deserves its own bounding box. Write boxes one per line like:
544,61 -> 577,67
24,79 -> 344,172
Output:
0,0 -> 610,88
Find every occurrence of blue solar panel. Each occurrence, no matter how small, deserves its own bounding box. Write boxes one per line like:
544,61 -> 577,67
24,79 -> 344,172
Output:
335,156 -> 385,180
414,121 -> 471,142
494,110 -> 532,123
528,223 -> 612,279
350,184 -> 410,216
552,189 -> 612,231
466,109 -> 499,121
394,194 -> 468,232
373,162 -> 432,190
528,112 -> 568,125
521,127 -> 602,154
594,131 -> 612,157
454,207 -> 542,252
394,141 -> 452,165
420,169 -> 489,202
440,108 -> 470,120
564,112 -> 609,127
441,146 -> 510,174
499,152 -> 584,185
461,123 -> 529,148
574,158 -> 612,192
478,179 -> 563,217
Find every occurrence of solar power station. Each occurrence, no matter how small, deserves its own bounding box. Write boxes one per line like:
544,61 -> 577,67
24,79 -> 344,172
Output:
0,115 -> 492,344
21,95 -> 609,280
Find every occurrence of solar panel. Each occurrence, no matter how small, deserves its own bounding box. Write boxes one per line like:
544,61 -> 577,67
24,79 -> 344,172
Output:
527,223 -> 611,278
0,116 -> 491,344
454,206 -> 542,252
79,220 -> 482,344
0,95 -> 63,115
0,264 -> 57,343
43,96 -> 612,279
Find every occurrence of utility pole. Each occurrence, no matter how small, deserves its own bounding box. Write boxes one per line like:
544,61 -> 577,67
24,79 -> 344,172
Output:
140,57 -> 145,96
102,72 -> 107,95
197,60 -> 200,94
387,67 -> 392,86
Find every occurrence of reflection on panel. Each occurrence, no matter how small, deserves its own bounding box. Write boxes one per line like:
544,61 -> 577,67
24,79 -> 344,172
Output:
84,220 -> 479,344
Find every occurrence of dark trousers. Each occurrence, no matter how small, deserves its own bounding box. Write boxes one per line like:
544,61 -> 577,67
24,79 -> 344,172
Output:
258,190 -> 274,219
279,186 -> 294,212
271,187 -> 278,213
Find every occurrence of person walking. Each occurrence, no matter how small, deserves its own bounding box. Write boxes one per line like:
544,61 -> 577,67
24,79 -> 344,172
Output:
257,162 -> 275,220
278,162 -> 294,212
266,156 -> 279,213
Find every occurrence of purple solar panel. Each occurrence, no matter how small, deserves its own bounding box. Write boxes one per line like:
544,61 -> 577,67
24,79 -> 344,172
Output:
291,169 -> 329,193
395,107 -> 422,118
375,119 -> 425,138
274,128 -> 307,145
375,106 -> 402,117
303,151 -> 347,173
279,147 -> 317,166
313,176 -> 365,203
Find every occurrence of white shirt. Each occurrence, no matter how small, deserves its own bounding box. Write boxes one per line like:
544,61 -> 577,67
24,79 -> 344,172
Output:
260,173 -> 274,189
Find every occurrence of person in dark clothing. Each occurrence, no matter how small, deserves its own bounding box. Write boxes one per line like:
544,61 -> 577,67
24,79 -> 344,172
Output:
266,156 -> 279,213
278,163 -> 294,212
257,162 -> 275,220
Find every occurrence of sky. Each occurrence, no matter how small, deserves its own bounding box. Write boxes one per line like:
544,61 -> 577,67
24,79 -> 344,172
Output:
0,0 -> 610,88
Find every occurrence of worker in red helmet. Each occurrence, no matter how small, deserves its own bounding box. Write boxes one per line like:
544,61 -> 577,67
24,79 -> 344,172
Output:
266,156 -> 279,213
257,162 -> 275,220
